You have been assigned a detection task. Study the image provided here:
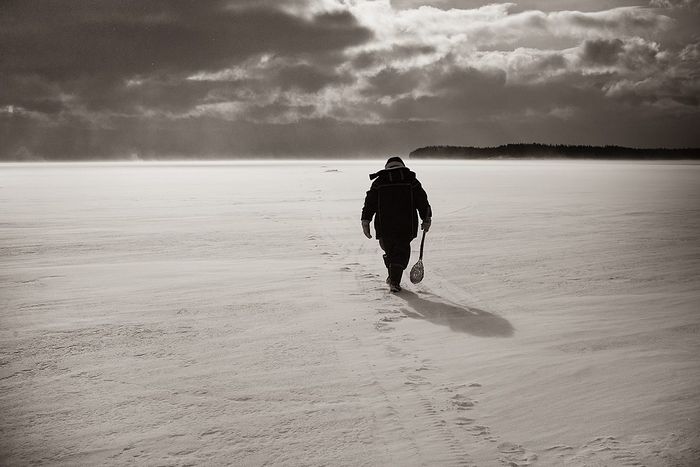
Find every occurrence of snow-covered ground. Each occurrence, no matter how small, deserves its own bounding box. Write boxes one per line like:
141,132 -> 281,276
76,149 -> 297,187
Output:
1,160 -> 699,466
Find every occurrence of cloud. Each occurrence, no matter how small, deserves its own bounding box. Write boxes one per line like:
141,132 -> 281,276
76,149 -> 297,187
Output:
392,1 -> 646,12
351,43 -> 437,69
0,0 -> 698,159
374,60 -> 590,124
362,67 -> 425,97
347,2 -> 670,53
649,0 -> 700,9
0,0 -> 371,117
271,63 -> 353,93
0,74 -> 68,115
0,1 -> 371,79
580,39 -> 625,65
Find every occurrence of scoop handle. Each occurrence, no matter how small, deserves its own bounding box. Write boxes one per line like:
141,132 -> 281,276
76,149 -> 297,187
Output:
419,230 -> 426,260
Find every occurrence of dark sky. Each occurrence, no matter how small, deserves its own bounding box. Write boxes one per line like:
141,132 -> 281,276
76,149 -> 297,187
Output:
1,0 -> 699,159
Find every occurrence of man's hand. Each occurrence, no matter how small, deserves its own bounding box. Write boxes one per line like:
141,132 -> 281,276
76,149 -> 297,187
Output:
362,219 -> 372,239
421,217 -> 431,232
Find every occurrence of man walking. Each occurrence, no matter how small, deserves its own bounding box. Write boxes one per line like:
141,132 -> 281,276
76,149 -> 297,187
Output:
361,157 -> 432,292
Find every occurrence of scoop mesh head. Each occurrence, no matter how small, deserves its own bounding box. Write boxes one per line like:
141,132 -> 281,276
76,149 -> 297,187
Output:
409,259 -> 424,284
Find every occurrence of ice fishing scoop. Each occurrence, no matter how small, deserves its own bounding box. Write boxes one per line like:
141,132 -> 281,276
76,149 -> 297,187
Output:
410,231 -> 427,284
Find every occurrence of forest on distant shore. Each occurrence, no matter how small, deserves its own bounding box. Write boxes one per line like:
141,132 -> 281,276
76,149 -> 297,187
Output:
409,144 -> 700,159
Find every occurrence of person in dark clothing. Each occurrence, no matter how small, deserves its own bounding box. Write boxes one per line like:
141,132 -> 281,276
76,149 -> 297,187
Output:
361,157 -> 432,292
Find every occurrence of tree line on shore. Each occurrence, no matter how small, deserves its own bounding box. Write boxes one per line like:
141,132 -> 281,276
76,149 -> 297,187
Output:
409,144 -> 700,159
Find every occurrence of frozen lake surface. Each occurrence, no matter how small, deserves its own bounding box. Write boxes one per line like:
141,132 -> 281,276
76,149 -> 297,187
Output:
1,160 -> 699,465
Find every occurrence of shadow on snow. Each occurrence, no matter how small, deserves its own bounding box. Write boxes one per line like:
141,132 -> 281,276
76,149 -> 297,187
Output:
398,290 -> 514,337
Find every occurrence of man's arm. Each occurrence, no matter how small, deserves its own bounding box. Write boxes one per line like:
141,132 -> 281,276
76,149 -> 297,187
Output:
412,180 -> 432,221
361,184 -> 378,221
361,184 -> 378,239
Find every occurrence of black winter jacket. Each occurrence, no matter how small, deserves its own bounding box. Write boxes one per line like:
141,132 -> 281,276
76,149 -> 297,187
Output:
361,167 -> 432,241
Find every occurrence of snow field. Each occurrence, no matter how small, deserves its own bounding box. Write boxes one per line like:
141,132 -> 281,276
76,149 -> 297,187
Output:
1,160 -> 699,466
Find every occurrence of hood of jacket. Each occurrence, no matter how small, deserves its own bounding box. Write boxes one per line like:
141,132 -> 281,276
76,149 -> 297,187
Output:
369,166 -> 415,181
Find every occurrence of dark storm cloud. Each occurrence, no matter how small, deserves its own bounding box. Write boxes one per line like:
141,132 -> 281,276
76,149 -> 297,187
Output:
383,77 -> 587,123
271,63 -> 353,93
368,47 -> 690,128
1,0 -> 699,159
68,61 -> 350,115
378,66 -> 539,123
362,67 -> 425,96
430,66 -> 507,96
0,1 -> 371,79
580,39 -> 625,65
0,0 -> 371,115
351,52 -> 378,70
536,54 -> 568,70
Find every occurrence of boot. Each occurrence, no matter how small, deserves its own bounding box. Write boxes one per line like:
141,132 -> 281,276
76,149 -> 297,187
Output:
388,264 -> 404,292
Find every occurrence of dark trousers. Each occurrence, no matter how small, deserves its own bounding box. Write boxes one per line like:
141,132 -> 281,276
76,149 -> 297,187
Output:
379,237 -> 411,284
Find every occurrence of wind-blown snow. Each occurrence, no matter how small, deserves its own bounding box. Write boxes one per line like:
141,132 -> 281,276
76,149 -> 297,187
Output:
1,160 -> 699,465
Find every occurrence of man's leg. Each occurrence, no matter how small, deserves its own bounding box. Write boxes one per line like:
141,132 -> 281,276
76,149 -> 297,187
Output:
389,240 -> 410,287
379,237 -> 411,289
379,238 -> 391,284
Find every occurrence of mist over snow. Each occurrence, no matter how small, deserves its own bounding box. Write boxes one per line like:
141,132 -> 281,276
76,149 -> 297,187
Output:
1,0 -> 699,159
